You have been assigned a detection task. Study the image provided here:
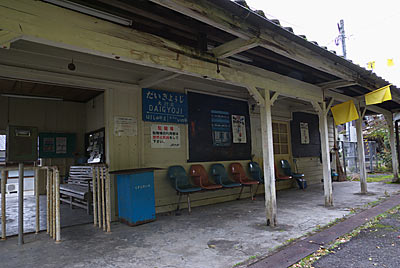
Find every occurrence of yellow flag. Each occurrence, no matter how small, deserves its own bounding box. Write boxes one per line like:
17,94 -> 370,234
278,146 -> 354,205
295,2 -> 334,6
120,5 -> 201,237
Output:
331,100 -> 359,125
365,85 -> 392,105
387,59 -> 394,67
367,61 -> 375,70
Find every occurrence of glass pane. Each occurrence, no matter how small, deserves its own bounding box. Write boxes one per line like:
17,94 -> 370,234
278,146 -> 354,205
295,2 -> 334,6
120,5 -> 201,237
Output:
281,144 -> 289,154
274,143 -> 280,154
280,133 -> 288,143
273,133 -> 280,143
279,123 -> 287,133
272,123 -> 279,132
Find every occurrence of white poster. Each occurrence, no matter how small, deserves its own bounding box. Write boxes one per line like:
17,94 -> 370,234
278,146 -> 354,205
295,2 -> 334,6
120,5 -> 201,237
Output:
151,124 -> 180,148
300,122 -> 310,144
55,137 -> 67,154
114,116 -> 137,136
232,115 -> 246,143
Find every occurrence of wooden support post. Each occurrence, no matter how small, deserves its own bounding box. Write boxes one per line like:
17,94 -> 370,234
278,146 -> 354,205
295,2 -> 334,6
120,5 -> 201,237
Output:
312,101 -> 333,206
1,169 -> 6,240
260,89 -> 277,226
384,113 -> 399,182
92,167 -> 97,227
35,167 -> 40,234
356,105 -> 367,194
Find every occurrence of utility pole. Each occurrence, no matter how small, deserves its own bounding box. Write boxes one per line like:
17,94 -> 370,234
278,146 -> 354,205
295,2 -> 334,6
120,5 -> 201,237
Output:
336,19 -> 347,59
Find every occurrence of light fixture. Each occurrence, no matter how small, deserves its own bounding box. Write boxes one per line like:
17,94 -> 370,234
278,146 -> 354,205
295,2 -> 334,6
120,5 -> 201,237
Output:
1,94 -> 63,101
43,0 -> 133,26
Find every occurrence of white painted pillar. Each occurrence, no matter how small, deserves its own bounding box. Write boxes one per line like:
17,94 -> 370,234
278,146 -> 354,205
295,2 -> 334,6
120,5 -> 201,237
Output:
384,113 -> 399,181
313,101 -> 333,206
260,89 -> 277,226
355,105 -> 367,194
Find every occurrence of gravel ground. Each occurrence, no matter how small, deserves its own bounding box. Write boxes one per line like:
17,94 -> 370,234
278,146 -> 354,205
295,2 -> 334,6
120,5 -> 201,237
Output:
313,209 -> 400,268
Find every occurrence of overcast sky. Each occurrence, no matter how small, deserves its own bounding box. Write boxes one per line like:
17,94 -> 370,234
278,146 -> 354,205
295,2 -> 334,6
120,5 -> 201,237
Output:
245,0 -> 400,87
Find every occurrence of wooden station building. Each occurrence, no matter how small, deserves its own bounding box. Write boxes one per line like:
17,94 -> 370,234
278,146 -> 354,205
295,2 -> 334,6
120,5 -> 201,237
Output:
0,0 -> 399,227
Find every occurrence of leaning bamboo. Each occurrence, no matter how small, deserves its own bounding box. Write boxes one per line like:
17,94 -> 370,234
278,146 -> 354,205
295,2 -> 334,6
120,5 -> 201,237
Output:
92,167 -> 97,227
35,168 -> 40,234
105,169 -> 111,233
49,170 -> 53,237
1,170 -> 6,240
97,167 -> 102,229
46,169 -> 50,234
52,170 -> 56,239
55,169 -> 61,242
101,167 -> 106,231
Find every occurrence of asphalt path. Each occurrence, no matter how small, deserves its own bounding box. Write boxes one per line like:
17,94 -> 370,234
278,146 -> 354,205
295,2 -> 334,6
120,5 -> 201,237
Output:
314,209 -> 400,268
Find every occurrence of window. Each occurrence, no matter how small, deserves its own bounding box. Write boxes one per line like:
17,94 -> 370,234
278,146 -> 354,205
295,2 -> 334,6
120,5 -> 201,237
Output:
273,122 -> 289,155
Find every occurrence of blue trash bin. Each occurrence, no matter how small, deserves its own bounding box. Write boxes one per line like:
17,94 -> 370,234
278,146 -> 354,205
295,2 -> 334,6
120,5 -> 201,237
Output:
114,169 -> 156,226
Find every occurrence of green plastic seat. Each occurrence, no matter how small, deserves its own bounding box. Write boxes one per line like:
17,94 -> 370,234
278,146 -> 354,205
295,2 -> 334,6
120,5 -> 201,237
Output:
248,161 -> 264,183
167,166 -> 201,193
280,159 -> 304,179
211,164 -> 241,188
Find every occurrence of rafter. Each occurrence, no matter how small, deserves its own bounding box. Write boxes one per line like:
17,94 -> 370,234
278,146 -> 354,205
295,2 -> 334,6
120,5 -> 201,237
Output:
211,37 -> 259,59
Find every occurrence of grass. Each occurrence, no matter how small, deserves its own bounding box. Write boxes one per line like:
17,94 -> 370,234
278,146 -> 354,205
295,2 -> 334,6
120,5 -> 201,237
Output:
366,174 -> 393,182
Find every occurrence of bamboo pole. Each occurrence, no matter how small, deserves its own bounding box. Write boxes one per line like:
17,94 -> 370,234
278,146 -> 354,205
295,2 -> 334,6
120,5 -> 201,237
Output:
1,170 -> 6,240
52,170 -> 56,239
49,170 -> 53,237
97,167 -> 102,229
105,169 -> 111,233
46,169 -> 50,234
35,167 -> 40,234
101,167 -> 106,231
92,167 -> 97,227
55,169 -> 61,242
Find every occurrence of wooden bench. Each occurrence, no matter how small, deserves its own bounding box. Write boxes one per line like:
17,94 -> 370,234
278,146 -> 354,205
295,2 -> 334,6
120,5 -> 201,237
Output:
60,183 -> 92,214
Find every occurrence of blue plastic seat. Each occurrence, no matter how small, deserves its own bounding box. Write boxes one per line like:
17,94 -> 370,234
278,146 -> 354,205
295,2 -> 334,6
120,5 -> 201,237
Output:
280,159 -> 307,189
211,164 -> 241,188
248,161 -> 264,183
167,165 -> 201,214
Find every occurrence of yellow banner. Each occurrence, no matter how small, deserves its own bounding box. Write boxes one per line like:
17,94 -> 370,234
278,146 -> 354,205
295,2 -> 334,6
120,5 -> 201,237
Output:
365,85 -> 392,105
331,100 -> 359,125
387,59 -> 394,67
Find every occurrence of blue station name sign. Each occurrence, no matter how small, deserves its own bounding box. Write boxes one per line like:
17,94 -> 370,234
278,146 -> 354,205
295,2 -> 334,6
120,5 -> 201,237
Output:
142,88 -> 188,124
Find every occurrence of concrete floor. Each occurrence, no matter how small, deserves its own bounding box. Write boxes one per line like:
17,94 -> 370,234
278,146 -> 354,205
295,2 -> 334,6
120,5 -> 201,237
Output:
1,181 -> 400,268
0,193 -> 93,236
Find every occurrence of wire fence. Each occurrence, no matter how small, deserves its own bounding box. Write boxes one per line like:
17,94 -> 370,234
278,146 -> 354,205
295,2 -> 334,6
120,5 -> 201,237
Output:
338,141 -> 377,175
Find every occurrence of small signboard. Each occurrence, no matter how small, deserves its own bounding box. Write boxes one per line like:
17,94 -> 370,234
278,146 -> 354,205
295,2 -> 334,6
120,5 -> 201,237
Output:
142,88 -> 188,124
211,110 -> 231,147
151,124 -> 180,148
39,133 -> 76,158
232,115 -> 246,143
114,116 -> 137,136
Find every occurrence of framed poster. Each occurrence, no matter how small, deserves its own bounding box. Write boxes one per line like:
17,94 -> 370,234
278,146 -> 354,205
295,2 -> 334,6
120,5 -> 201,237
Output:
142,88 -> 188,124
38,133 -> 76,158
211,110 -> 231,147
232,115 -> 246,143
151,124 -> 180,148
300,122 -> 310,144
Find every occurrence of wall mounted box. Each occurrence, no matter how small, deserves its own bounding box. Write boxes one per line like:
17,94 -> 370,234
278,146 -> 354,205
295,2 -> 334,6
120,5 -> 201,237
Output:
6,125 -> 38,163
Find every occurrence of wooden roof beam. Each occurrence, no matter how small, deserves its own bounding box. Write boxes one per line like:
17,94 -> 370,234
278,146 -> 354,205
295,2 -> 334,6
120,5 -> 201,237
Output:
211,37 -> 259,59
138,70 -> 180,88
317,79 -> 357,90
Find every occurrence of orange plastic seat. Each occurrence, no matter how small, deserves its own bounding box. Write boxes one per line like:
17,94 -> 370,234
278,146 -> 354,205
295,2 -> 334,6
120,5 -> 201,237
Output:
230,163 -> 259,185
189,164 -> 222,190
275,164 -> 292,180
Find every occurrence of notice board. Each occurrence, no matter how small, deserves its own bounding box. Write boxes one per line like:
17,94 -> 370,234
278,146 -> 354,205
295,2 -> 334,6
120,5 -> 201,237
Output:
39,133 -> 76,158
188,92 -> 251,162
290,112 -> 321,158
